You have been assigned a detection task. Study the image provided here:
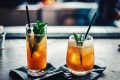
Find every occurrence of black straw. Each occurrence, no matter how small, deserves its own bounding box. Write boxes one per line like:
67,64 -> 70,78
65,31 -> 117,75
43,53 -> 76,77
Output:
84,12 -> 97,40
26,5 -> 30,28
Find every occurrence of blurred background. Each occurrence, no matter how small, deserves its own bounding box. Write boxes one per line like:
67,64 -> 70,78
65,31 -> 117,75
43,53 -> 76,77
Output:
0,1 -> 120,80
0,0 -> 120,38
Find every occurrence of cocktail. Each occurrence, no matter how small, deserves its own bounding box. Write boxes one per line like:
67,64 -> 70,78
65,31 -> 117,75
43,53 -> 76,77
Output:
26,20 -> 47,77
66,33 -> 94,75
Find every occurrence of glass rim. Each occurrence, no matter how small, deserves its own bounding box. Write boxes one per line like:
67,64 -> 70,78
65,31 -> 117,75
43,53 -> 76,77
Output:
26,23 -> 47,35
26,23 -> 47,29
26,33 -> 46,36
69,34 -> 93,41
68,34 -> 93,47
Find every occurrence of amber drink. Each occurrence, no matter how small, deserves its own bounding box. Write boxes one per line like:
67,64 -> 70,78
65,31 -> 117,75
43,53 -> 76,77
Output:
26,22 -> 47,77
66,34 -> 94,75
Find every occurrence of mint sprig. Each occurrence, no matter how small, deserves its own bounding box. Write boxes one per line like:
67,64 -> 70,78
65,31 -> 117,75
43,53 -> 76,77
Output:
27,20 -> 46,57
33,20 -> 46,35
73,32 -> 84,66
73,32 -> 84,46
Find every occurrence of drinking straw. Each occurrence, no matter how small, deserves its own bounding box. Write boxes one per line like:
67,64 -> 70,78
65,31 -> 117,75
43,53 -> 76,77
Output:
26,5 -> 33,57
84,12 -> 97,40
26,5 -> 31,28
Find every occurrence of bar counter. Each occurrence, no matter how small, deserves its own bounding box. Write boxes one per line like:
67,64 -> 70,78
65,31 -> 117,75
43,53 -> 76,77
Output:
0,38 -> 120,80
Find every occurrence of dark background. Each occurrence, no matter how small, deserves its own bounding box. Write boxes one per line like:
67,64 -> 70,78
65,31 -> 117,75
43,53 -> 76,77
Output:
0,0 -> 95,8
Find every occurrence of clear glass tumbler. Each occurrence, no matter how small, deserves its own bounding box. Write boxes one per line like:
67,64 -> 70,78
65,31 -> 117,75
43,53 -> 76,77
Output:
26,23 -> 47,77
66,34 -> 94,76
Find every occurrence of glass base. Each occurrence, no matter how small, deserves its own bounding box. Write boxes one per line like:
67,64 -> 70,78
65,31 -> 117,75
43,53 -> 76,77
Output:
28,69 -> 46,77
68,68 -> 91,76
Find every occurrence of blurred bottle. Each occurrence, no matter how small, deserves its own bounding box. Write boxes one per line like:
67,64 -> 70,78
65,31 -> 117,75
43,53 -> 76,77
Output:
42,0 -> 56,5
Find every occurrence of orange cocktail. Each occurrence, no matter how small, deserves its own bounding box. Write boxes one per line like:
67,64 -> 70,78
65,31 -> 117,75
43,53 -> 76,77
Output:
26,22 -> 47,77
66,34 -> 94,75
26,34 -> 47,70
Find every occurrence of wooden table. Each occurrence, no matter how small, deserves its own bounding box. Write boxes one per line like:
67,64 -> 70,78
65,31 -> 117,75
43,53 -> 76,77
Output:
0,39 -> 120,80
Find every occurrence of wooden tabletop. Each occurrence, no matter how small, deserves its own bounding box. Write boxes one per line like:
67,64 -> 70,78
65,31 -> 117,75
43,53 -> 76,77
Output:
0,39 -> 120,80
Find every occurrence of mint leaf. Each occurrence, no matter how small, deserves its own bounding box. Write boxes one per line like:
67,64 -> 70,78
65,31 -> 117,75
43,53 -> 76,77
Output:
73,32 -> 79,45
31,20 -> 46,57
73,33 -> 83,46
33,20 -> 46,35
79,34 -> 83,46
73,32 -> 84,66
